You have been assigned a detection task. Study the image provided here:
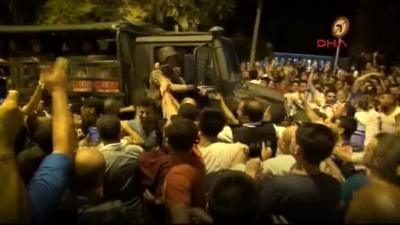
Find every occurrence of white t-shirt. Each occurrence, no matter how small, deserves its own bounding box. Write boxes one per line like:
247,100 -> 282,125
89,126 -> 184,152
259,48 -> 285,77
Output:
379,106 -> 400,134
355,109 -> 380,147
198,142 -> 245,174
262,155 -> 296,176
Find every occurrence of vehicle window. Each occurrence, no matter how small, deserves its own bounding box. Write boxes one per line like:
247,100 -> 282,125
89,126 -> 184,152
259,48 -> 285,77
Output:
153,46 -> 197,84
195,45 -> 218,87
222,41 -> 241,83
1,35 -> 116,58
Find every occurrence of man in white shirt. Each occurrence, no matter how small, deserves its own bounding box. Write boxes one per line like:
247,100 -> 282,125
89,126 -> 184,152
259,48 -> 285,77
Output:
262,126 -> 297,176
197,109 -> 247,174
378,92 -> 400,134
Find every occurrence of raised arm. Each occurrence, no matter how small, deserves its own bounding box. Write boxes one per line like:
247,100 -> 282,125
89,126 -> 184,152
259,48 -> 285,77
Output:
0,91 -> 30,223
27,58 -> 75,223
303,98 -> 324,124
120,120 -> 145,146
169,83 -> 195,93
41,58 -> 75,159
352,73 -> 380,93
160,77 -> 179,126
308,69 -> 318,95
213,93 -> 239,125
21,82 -> 44,115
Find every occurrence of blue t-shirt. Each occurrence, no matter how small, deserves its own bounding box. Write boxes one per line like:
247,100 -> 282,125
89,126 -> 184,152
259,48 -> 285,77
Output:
28,153 -> 72,224
341,172 -> 369,205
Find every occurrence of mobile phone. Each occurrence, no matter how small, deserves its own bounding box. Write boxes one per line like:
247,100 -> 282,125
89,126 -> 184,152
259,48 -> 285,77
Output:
88,127 -> 100,145
0,77 -> 7,104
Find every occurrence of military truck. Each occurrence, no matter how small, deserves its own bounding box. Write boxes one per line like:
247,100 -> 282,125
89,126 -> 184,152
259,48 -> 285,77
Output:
0,22 -> 283,109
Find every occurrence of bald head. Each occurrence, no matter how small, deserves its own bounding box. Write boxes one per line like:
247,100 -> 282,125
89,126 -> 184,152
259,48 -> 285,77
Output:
73,148 -> 105,193
181,97 -> 197,107
346,183 -> 400,223
278,126 -> 297,155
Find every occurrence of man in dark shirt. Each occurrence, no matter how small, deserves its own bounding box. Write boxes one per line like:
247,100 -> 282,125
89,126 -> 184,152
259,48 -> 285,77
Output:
257,123 -> 341,224
232,97 -> 277,158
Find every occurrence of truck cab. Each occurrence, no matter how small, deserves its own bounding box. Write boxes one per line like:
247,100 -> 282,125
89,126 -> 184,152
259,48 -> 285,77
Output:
131,27 -> 243,104
0,22 -> 283,111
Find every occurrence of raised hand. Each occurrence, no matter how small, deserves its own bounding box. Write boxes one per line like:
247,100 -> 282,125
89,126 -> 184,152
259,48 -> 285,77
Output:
40,57 -> 68,93
0,90 -> 24,151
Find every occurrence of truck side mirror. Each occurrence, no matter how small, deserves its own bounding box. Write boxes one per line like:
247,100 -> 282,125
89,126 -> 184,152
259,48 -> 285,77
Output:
183,54 -> 196,85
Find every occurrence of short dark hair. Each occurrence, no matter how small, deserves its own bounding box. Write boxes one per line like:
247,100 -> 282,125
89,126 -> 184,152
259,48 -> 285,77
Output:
325,87 -> 337,95
96,115 -> 121,141
165,118 -> 198,153
137,97 -> 157,111
338,117 -> 357,140
26,116 -> 53,154
296,123 -> 336,165
248,69 -> 258,80
199,108 -> 226,137
103,98 -> 122,115
33,120 -> 53,154
209,170 -> 260,224
357,95 -> 371,111
269,104 -> 286,124
242,98 -> 265,122
82,97 -> 104,115
178,103 -> 200,121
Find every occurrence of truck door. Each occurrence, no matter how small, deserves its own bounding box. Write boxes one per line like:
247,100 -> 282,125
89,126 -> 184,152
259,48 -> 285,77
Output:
193,44 -> 220,89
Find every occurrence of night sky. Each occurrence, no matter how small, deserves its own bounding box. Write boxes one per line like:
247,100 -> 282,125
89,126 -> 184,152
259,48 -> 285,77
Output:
223,0 -> 400,63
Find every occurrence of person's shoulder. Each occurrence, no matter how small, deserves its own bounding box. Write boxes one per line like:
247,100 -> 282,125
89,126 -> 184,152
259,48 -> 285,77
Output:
208,142 -> 239,149
125,143 -> 144,152
264,155 -> 295,165
166,164 -> 199,185
40,153 -> 72,168
168,159 -> 203,178
17,146 -> 46,162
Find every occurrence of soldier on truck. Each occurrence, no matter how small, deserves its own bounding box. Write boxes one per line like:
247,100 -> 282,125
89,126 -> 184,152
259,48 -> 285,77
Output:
148,46 -> 196,104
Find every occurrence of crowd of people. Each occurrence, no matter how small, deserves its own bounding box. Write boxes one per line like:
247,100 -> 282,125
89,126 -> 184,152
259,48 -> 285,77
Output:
1,49 -> 400,224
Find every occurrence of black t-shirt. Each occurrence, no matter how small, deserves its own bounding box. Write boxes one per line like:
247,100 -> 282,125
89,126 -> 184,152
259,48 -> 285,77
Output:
232,122 -> 277,158
257,173 -> 341,224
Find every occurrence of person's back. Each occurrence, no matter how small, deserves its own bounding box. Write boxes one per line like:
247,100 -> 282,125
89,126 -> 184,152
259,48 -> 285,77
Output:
163,118 -> 206,223
208,170 -> 260,224
232,122 -> 277,157
100,143 -> 143,207
198,109 -> 247,173
257,123 -> 340,224
165,151 -> 205,208
260,173 -> 340,223
69,148 -> 141,225
199,142 -> 246,173
233,98 -> 277,158
96,115 -> 144,211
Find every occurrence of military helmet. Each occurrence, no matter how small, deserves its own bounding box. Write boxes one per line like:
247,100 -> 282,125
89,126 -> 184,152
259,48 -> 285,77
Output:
157,46 -> 177,64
